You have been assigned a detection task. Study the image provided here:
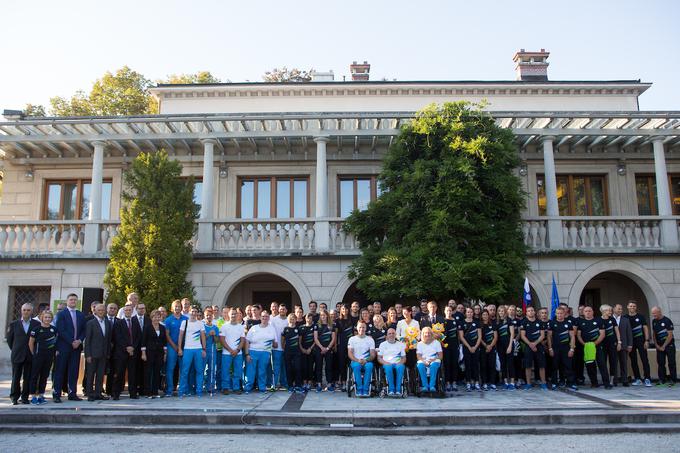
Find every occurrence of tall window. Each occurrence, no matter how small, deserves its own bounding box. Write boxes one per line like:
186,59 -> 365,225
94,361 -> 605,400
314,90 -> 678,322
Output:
635,174 -> 680,215
238,176 -> 309,219
338,176 -> 381,217
536,175 -> 608,216
44,179 -> 112,220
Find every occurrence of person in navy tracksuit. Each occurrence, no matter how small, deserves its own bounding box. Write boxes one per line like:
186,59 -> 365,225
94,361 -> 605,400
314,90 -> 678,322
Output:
53,293 -> 87,402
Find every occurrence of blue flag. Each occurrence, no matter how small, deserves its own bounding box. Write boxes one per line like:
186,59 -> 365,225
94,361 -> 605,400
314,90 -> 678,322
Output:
550,275 -> 560,320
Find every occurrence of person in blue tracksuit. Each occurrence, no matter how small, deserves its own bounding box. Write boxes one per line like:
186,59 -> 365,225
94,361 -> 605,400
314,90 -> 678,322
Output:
164,300 -> 188,396
203,308 -> 220,394
177,307 -> 206,398
244,311 -> 278,393
219,308 -> 246,394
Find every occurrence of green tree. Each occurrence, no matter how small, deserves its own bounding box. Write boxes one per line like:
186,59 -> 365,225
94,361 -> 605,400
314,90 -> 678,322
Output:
263,67 -> 313,82
345,102 -> 527,304
24,104 -> 46,117
164,71 -> 221,84
50,66 -> 154,116
104,150 -> 199,310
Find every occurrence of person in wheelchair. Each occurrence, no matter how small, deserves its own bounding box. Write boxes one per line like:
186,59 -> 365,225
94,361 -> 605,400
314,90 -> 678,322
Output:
416,327 -> 443,393
348,321 -> 376,397
377,327 -> 407,396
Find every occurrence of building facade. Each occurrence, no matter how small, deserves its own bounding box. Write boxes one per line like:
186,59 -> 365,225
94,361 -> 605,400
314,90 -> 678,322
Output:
1,52 -> 679,371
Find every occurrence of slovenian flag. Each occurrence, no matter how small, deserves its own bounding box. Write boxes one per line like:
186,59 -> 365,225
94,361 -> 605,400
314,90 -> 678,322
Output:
522,277 -> 532,313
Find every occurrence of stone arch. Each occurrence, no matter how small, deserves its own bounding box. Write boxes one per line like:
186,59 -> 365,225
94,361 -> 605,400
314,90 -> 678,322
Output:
526,270 -> 550,309
211,261 -> 313,309
330,274 -> 356,306
568,258 -> 668,315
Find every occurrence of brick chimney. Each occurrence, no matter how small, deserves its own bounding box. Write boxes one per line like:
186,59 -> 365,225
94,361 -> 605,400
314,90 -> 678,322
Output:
350,61 -> 370,81
513,49 -> 549,81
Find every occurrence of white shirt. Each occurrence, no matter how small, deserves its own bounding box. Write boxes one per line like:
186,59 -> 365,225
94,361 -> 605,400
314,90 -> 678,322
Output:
96,316 -> 106,336
378,340 -> 406,365
269,316 -> 288,352
416,340 -> 442,363
246,323 -> 277,352
348,335 -> 375,361
220,322 -> 245,355
181,319 -> 204,350
396,319 -> 420,340
117,306 -> 139,319
614,314 -> 621,326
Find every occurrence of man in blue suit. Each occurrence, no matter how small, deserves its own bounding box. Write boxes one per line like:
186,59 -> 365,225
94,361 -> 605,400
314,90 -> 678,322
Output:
53,293 -> 86,403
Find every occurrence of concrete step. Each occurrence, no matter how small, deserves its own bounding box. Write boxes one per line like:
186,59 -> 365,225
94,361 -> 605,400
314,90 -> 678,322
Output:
2,422 -> 680,435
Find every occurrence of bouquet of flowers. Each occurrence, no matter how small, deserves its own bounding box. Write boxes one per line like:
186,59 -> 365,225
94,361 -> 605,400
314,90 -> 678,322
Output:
403,326 -> 419,350
431,322 -> 448,348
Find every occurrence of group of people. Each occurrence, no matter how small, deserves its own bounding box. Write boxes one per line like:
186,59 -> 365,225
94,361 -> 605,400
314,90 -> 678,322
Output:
6,293 -> 676,405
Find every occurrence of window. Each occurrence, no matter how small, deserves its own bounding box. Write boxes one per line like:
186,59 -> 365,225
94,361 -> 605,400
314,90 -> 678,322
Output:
635,174 -> 680,215
536,175 -> 608,216
238,176 -> 309,219
7,286 -> 50,330
338,176 -> 380,217
43,179 -> 112,220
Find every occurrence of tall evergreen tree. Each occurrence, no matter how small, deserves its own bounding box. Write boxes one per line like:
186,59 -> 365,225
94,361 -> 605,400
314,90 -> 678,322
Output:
345,102 -> 527,304
104,150 -> 198,310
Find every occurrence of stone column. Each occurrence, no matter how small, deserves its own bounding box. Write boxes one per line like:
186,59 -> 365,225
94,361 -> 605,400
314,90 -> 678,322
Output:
653,137 -> 679,248
84,140 -> 105,253
542,136 -> 564,249
314,136 -> 330,251
197,139 -> 217,252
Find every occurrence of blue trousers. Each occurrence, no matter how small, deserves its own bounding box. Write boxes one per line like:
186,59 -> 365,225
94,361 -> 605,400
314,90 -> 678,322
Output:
204,347 -> 218,393
179,349 -> 204,396
383,363 -> 405,393
350,361 -> 374,393
269,350 -> 287,388
221,353 -> 244,391
245,350 -> 271,392
53,346 -> 81,396
214,351 -> 222,390
165,347 -> 182,396
417,361 -> 441,391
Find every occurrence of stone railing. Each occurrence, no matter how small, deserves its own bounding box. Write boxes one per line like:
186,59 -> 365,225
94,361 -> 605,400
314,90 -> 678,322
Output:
0,221 -> 87,255
561,217 -> 661,249
212,219 -> 315,251
329,219 -> 359,251
522,219 -> 548,249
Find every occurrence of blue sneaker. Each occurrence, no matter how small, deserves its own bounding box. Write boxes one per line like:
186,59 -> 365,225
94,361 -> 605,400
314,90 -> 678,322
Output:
326,384 -> 335,392
507,383 -> 516,391
420,387 -> 428,393
30,396 -> 39,405
288,387 -> 294,393
316,384 -> 322,393
523,384 -> 533,390
37,396 -> 47,405
539,383 -> 548,390
569,384 -> 578,391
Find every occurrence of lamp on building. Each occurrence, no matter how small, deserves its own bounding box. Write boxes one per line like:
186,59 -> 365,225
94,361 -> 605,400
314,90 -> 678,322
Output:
24,167 -> 34,181
219,166 -> 228,178
519,161 -> 528,177
616,159 -> 627,176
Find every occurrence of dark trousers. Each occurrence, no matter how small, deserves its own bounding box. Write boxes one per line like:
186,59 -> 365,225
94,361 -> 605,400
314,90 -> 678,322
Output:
602,339 -> 618,383
498,342 -> 514,382
629,337 -> 651,380
586,344 -> 610,386
551,345 -> 574,385
113,354 -> 137,397
10,358 -> 32,401
29,353 -> 54,395
136,355 -> 146,395
336,347 -> 348,382
144,351 -> 164,396
574,342 -> 585,383
443,344 -> 459,383
301,351 -> 314,381
657,344 -> 677,383
480,348 -> 496,385
313,348 -> 333,385
86,357 -> 106,397
54,347 -> 82,396
617,347 -> 630,384
105,352 -> 115,395
463,347 -> 480,382
284,351 -> 302,388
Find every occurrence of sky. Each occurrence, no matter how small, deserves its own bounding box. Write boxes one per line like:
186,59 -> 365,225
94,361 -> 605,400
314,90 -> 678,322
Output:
2,0 -> 679,112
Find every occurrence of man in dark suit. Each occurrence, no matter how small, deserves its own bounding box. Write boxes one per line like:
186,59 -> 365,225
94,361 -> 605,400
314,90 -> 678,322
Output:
53,293 -> 87,403
614,303 -> 633,386
84,303 -> 112,401
6,303 -> 40,405
112,304 -> 142,400
81,301 -> 99,394
104,302 -> 119,396
419,300 -> 446,329
134,302 -> 150,396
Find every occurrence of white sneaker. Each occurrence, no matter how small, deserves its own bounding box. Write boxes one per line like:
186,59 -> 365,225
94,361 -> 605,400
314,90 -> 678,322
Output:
631,379 -> 642,386
644,379 -> 652,387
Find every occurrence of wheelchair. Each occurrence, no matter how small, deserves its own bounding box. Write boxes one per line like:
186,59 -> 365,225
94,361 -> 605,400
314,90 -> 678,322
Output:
413,360 -> 446,398
376,364 -> 410,398
346,361 -> 378,398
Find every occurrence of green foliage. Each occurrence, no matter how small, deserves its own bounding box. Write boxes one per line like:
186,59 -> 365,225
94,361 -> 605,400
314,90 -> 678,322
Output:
262,67 -> 313,82
344,102 -> 528,304
24,104 -> 46,117
104,150 -> 199,310
164,71 -> 221,84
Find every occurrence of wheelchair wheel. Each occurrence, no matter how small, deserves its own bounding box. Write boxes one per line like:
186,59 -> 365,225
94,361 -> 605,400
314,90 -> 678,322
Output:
346,367 -> 355,398
434,363 -> 447,398
377,366 -> 387,399
400,367 -> 409,398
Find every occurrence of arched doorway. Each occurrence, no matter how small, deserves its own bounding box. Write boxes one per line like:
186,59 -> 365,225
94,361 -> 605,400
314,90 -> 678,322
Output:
227,274 -> 301,311
579,271 -> 649,319
341,281 -> 371,308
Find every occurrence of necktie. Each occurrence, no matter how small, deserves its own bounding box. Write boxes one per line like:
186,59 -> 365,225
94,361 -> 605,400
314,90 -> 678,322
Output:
70,310 -> 77,340
127,318 -> 132,341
